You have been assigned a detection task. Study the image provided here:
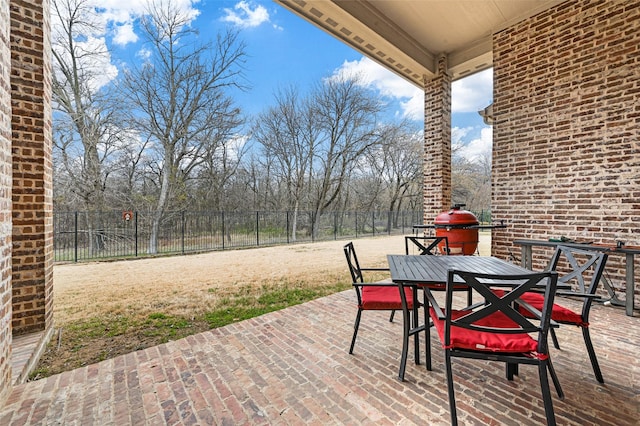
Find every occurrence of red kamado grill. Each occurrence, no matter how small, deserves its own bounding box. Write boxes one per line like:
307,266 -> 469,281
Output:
415,204 -> 506,255
435,204 -> 480,255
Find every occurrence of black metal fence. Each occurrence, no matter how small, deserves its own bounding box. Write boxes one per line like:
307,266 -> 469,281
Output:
53,210 -> 426,262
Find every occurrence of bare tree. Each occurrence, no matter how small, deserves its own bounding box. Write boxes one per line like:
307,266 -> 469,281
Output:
252,76 -> 384,238
252,86 -> 319,241
51,0 -> 124,252
307,74 -> 384,236
364,124 -> 423,227
120,0 -> 246,253
452,145 -> 491,212
192,132 -> 250,212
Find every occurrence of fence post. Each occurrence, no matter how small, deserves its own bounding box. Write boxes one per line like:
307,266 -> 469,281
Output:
286,211 -> 290,244
74,211 -> 78,262
222,212 -> 225,250
181,211 -> 185,254
256,211 -> 260,246
334,211 -> 338,240
135,211 -> 138,257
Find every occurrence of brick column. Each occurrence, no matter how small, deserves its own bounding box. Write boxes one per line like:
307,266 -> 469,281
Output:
0,0 -> 13,403
10,0 -> 53,335
423,55 -> 452,223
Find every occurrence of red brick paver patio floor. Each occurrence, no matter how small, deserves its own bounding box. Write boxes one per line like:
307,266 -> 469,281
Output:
1,290 -> 638,425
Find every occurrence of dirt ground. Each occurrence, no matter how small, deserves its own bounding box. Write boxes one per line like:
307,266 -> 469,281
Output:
53,233 -> 491,323
35,233 -> 491,377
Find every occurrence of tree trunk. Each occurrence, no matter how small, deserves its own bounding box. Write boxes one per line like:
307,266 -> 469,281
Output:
148,168 -> 171,254
291,200 -> 299,242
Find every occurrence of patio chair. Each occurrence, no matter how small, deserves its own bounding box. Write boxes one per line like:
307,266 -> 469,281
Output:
405,235 -> 472,303
405,235 -> 472,371
427,269 -> 562,426
404,235 -> 449,256
343,242 -> 416,356
518,245 -> 608,383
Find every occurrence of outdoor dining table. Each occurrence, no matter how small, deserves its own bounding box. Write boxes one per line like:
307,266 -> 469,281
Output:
387,254 -> 538,381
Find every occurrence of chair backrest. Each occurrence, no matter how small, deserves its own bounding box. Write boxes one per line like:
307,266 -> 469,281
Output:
547,245 -> 608,317
405,236 -> 449,255
344,242 -> 363,283
444,270 -> 559,353
547,246 -> 608,294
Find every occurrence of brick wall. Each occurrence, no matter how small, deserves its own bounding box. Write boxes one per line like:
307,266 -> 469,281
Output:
492,0 -> 640,304
0,0 -> 12,404
423,55 -> 453,222
10,0 -> 53,335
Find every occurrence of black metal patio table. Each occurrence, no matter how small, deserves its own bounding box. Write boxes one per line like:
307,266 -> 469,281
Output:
387,254 -> 534,381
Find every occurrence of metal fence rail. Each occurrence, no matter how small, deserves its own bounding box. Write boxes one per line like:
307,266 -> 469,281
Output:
54,210 -> 429,262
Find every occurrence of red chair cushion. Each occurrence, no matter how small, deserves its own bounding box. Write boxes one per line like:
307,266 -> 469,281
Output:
429,307 -> 538,353
418,282 -> 469,291
361,285 -> 414,310
518,292 -> 586,326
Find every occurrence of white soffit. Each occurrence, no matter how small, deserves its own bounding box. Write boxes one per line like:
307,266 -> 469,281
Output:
275,0 -> 565,86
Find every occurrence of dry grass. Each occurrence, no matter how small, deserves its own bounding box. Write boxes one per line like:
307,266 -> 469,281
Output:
33,233 -> 491,378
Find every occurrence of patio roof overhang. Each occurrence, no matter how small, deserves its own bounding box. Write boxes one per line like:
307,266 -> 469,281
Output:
275,0 -> 565,85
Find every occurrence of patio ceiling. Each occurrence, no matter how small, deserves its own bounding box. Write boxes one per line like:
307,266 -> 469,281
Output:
275,0 -> 565,85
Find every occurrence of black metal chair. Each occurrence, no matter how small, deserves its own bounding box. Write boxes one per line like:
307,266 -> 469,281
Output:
343,242 -> 416,356
405,236 -> 473,303
519,245 -> 608,383
404,235 -> 472,371
404,235 -> 449,256
427,269 -> 562,426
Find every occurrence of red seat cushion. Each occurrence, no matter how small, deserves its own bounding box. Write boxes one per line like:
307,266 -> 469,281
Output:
429,307 -> 539,353
361,285 -> 414,310
519,292 -> 586,326
418,282 -> 469,291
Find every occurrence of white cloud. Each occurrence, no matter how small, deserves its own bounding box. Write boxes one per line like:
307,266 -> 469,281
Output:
452,127 -> 472,145
97,0 -> 200,46
454,126 -> 493,163
136,48 -> 152,60
221,1 -> 270,28
332,58 -> 493,118
112,21 -> 138,46
51,0 -> 202,90
452,68 -> 493,113
331,56 -> 423,120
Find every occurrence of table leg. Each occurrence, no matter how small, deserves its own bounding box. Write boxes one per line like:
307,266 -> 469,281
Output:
423,287 -> 432,372
413,286 -> 420,366
521,246 -> 532,270
626,253 -> 635,317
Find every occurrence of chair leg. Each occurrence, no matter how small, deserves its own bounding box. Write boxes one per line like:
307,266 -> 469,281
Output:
546,356 -> 564,399
467,288 -> 472,307
349,309 -> 363,354
423,290 -> 432,371
582,326 -> 604,383
398,303 -> 411,381
506,362 -> 518,380
389,310 -> 395,322
550,328 -> 560,350
412,287 -> 421,366
538,361 -> 557,426
445,350 -> 458,426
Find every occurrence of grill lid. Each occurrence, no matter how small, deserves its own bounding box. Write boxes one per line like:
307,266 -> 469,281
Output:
434,204 -> 479,228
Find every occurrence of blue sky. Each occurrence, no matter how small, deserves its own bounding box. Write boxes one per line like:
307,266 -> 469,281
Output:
68,0 -> 493,163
